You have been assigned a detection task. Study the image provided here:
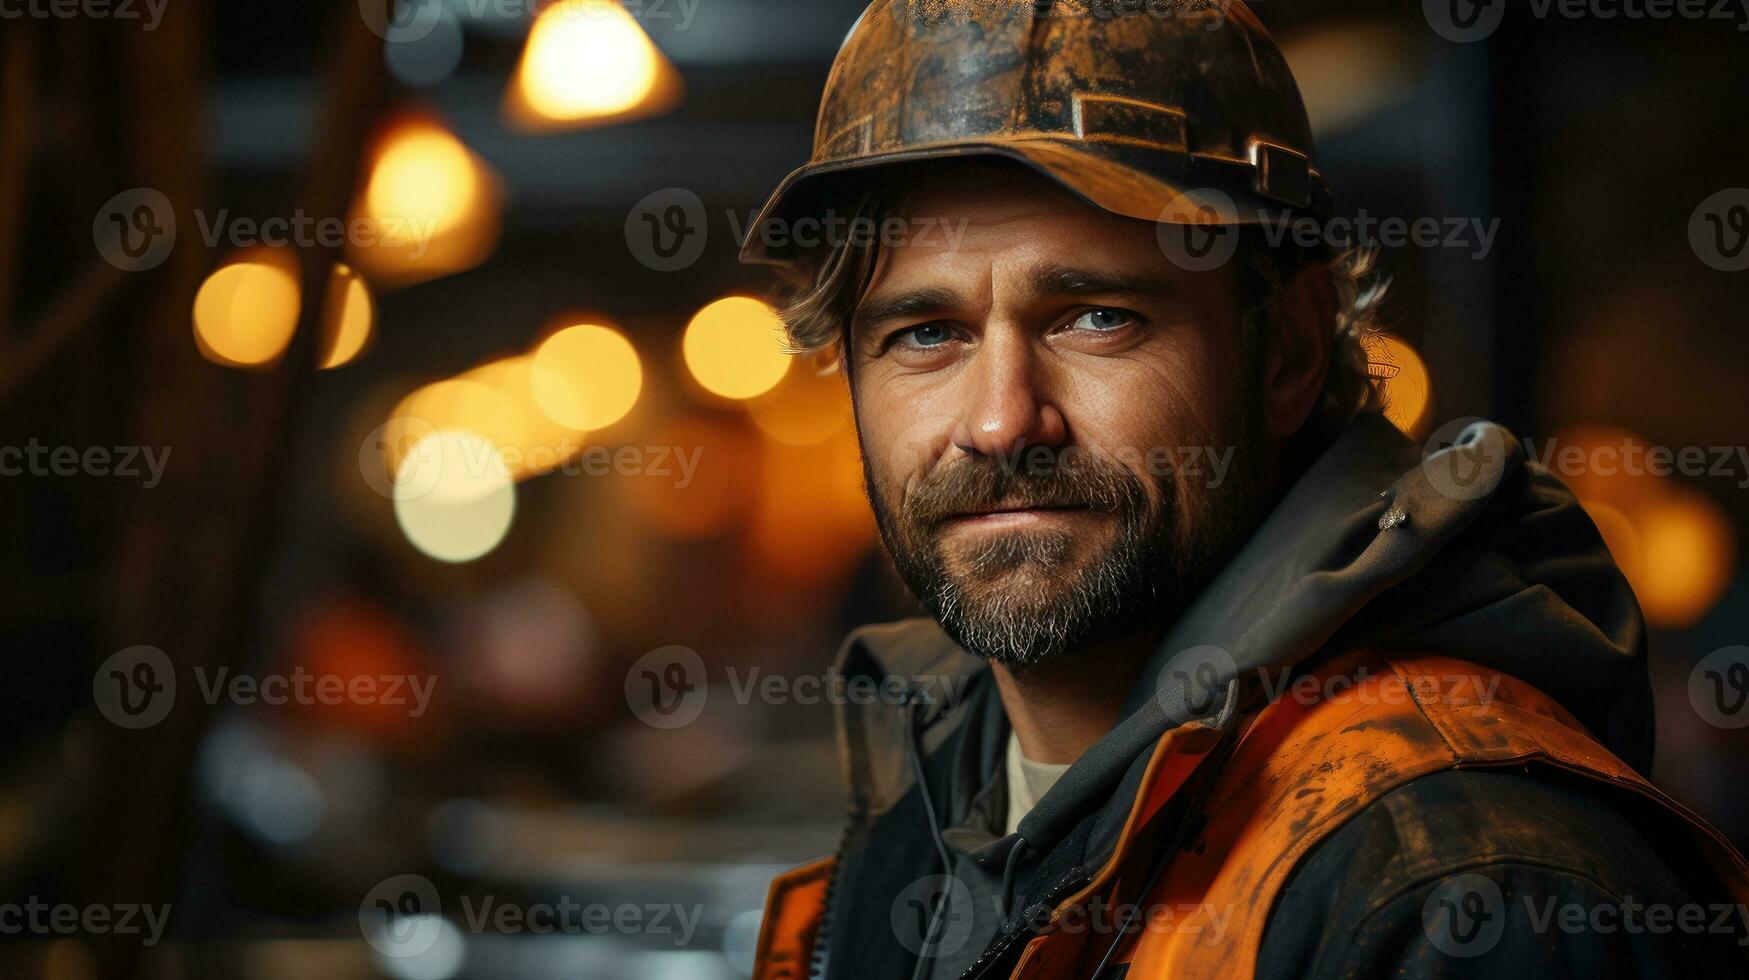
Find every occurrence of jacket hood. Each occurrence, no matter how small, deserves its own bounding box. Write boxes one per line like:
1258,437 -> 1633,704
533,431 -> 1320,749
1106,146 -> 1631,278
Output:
831,414 -> 1651,854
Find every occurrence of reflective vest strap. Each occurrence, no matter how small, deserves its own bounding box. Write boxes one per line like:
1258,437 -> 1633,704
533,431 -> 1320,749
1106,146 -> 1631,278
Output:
753,855 -> 835,980
1128,654 -> 1749,979
1394,655 -> 1749,907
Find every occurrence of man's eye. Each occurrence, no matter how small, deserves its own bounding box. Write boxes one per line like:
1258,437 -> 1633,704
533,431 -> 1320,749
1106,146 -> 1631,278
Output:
896,322 -> 954,348
1070,308 -> 1135,332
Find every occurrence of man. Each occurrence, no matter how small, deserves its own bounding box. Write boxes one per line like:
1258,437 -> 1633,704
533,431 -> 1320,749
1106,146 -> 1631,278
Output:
738,2 -> 1749,977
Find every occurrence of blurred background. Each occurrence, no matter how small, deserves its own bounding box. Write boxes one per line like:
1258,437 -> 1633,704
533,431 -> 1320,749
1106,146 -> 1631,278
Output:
1,0 -> 1746,976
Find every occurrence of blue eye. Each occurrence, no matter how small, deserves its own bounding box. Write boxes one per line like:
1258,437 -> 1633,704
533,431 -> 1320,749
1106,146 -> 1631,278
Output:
1072,308 -> 1134,332
899,322 -> 954,348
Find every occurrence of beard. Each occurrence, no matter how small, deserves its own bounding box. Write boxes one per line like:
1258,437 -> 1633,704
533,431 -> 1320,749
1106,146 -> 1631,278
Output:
864,407 -> 1275,671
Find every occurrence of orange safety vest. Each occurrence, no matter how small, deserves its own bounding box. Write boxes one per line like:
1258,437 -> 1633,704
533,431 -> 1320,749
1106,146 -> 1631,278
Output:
752,652 -> 1749,980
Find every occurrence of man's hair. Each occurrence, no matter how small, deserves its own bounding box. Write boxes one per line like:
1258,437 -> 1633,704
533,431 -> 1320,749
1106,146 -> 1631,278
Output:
770,161 -> 1389,454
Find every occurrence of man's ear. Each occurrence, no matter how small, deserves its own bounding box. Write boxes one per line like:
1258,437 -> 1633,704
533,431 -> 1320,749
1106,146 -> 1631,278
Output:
1260,262 -> 1337,439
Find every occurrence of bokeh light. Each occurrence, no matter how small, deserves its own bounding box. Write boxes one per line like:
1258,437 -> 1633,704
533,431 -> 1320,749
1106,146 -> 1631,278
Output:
319,262 -> 375,369
683,297 -> 792,401
530,323 -> 643,431
619,414 -> 757,538
1564,424 -> 1737,629
1370,335 -> 1431,435
350,118 -> 501,287
1632,488 -> 1735,629
462,355 -> 586,479
393,430 -> 517,563
507,0 -> 679,129
192,255 -> 301,367
748,357 -> 851,446
748,426 -> 874,586
385,378 -> 517,478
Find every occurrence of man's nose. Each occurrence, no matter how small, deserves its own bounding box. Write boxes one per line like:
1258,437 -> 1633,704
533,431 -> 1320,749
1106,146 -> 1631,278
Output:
952,331 -> 1067,461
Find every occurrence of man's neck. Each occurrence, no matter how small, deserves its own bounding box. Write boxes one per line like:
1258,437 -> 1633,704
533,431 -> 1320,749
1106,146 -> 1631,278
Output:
990,630 -> 1159,766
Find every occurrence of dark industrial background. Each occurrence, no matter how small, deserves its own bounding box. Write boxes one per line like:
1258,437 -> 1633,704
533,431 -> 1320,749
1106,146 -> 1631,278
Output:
2,1 -> 1747,976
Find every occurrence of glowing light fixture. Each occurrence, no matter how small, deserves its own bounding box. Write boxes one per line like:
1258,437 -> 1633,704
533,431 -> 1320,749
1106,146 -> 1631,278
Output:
506,0 -> 681,131
683,297 -> 792,401
530,323 -> 643,431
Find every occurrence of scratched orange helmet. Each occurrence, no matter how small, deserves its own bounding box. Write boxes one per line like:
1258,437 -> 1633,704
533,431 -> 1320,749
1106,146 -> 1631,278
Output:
740,0 -> 1332,268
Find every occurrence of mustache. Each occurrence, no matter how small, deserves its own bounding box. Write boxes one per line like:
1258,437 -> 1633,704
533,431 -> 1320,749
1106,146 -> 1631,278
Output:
902,450 -> 1148,527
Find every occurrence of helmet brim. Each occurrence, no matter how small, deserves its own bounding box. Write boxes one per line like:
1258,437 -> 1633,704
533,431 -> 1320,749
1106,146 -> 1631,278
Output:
738,136 -> 1330,267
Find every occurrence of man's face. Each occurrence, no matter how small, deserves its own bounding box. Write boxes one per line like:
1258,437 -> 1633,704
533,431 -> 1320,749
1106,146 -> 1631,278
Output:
848,165 -> 1280,668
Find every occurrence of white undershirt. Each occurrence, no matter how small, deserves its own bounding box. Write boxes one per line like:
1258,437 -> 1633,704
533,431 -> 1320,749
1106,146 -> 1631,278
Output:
1004,732 -> 1073,835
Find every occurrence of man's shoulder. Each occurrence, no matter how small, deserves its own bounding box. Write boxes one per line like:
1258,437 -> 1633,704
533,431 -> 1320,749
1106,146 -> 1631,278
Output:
1257,767 -> 1748,978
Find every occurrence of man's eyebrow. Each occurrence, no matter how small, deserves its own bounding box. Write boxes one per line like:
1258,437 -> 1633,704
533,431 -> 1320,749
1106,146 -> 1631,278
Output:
852,286 -> 963,334
1029,264 -> 1179,298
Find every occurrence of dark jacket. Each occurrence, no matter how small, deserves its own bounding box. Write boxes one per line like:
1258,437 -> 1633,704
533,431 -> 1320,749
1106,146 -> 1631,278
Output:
809,415 -> 1749,978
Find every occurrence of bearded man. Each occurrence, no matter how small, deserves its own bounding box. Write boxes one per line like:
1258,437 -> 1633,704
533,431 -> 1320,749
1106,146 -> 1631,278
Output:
738,2 -> 1749,978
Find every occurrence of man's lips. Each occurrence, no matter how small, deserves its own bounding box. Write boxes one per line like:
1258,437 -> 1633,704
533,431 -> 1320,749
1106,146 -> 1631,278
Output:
938,503 -> 1094,525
